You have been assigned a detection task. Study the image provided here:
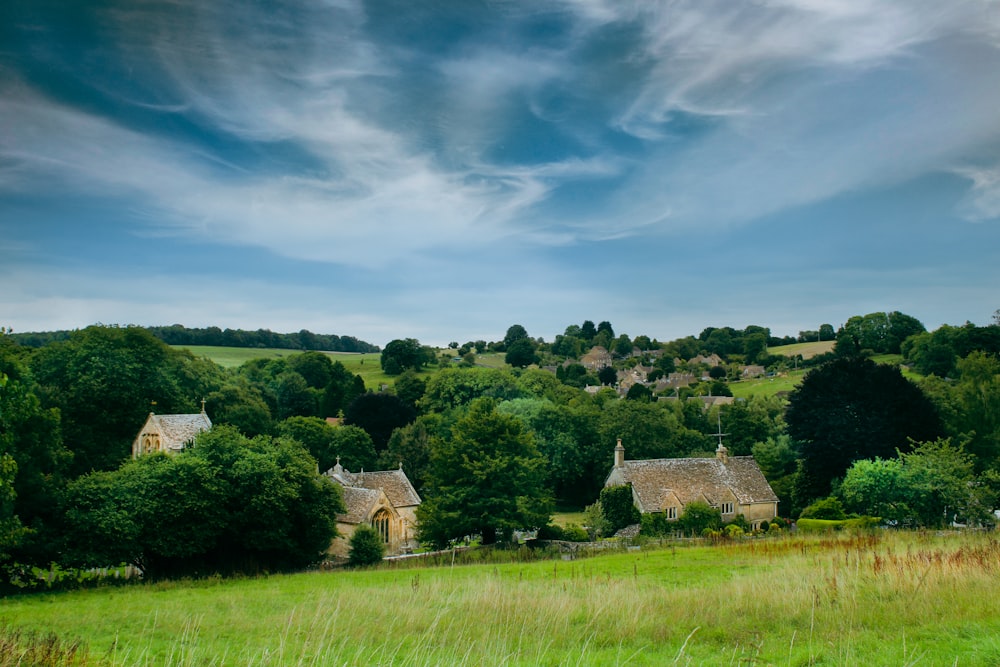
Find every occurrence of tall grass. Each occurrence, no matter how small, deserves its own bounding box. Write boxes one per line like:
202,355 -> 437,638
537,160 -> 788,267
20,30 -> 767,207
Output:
3,531 -> 999,665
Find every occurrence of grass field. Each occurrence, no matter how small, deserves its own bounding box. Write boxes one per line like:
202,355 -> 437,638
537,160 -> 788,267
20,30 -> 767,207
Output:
3,530 -> 999,666
766,340 -> 835,359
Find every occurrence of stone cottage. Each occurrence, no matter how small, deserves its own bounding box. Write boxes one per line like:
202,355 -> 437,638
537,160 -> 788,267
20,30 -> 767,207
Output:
604,438 -> 778,529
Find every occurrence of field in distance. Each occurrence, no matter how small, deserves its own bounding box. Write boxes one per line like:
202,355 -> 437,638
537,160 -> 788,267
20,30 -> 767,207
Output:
766,339 -> 835,359
3,531 -> 998,665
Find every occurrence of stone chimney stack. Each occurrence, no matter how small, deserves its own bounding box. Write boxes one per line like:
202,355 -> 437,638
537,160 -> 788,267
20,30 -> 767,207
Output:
614,438 -> 625,469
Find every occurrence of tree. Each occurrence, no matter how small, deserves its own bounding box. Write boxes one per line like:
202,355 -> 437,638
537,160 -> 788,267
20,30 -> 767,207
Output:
344,393 -> 416,452
503,324 -> 530,350
421,367 -> 520,412
287,352 -> 334,389
321,362 -> 366,418
678,501 -> 722,536
348,524 -> 385,566
380,338 -> 431,375
599,485 -> 640,533
277,416 -> 352,472
613,334 -> 633,359
504,338 -> 538,368
30,326 -> 214,475
417,399 -> 551,547
377,417 -> 438,491
393,370 -> 427,411
597,366 -> 617,386
0,351 -> 70,565
62,426 -> 344,577
743,333 -> 767,364
786,357 -> 944,504
840,439 -> 987,527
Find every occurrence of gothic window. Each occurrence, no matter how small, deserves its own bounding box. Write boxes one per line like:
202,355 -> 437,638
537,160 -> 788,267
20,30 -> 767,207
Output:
372,509 -> 392,544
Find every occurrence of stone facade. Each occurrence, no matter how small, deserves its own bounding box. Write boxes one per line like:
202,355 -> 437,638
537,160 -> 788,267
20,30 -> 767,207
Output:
132,407 -> 212,458
325,462 -> 421,557
604,439 -> 778,529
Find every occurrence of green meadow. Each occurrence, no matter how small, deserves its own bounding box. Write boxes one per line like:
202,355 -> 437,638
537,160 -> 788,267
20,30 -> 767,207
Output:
3,531 -> 999,666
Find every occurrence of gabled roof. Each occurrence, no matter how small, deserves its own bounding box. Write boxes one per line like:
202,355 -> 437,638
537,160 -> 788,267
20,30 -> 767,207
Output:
324,463 -> 421,510
138,412 -> 212,452
610,456 -> 778,513
337,486 -> 384,524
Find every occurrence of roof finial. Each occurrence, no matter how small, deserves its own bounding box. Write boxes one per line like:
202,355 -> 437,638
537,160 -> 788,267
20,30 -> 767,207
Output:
200,397 -> 206,414
712,413 -> 730,463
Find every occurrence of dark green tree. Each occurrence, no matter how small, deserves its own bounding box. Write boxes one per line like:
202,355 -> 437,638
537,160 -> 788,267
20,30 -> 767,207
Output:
30,326 -> 209,475
786,357 -> 944,504
503,324 -> 530,350
599,485 -> 640,533
287,351 -> 334,389
743,333 -> 767,364
321,361 -> 366,418
380,338 -> 431,375
62,426 -> 343,577
505,338 -> 538,368
417,399 -> 551,547
393,370 -> 427,411
348,524 -> 384,566
344,393 -> 416,452
205,380 -> 274,437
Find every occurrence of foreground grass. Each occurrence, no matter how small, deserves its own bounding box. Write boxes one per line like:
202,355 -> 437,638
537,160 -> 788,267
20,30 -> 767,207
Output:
3,531 -> 1000,665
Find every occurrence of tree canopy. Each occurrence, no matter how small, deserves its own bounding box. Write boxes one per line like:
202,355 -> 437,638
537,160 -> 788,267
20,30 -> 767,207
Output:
61,426 -> 343,578
786,356 -> 944,505
417,399 -> 551,548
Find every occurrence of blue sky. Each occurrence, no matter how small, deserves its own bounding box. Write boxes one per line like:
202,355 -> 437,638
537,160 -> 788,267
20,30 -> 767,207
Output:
2,1 -> 999,348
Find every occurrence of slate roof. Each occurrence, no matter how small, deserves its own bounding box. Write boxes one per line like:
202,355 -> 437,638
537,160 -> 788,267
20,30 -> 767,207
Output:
338,486 -> 382,524
356,470 -> 421,508
611,456 -> 778,513
324,462 -> 421,523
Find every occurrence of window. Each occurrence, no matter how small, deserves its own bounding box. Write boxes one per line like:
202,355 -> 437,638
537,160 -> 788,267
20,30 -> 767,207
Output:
666,506 -> 677,520
372,509 -> 392,544
721,502 -> 734,515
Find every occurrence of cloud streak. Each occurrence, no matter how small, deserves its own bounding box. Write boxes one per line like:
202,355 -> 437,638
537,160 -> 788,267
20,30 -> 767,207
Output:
2,0 -> 999,343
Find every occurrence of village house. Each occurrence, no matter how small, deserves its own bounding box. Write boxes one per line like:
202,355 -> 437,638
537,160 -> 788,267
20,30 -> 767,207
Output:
580,346 -> 613,371
131,403 -> 212,458
604,438 -> 778,529
324,460 -> 421,557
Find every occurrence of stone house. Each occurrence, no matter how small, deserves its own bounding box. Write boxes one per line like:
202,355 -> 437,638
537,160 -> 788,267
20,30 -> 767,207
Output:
132,405 -> 212,458
324,461 -> 421,557
580,346 -> 612,371
604,439 -> 778,529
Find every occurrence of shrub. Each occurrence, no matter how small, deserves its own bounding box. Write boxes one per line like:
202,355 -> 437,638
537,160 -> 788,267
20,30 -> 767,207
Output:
561,523 -> 590,542
348,525 -> 385,567
600,485 -> 641,534
799,496 -> 847,520
535,524 -> 565,541
679,501 -> 722,536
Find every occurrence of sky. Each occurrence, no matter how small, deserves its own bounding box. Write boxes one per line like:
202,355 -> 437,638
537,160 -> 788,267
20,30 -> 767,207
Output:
2,0 -> 999,349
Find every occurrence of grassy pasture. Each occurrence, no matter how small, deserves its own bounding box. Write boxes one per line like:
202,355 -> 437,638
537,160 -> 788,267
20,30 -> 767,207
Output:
3,531 -> 1000,665
728,370 -> 806,399
767,340 -> 835,359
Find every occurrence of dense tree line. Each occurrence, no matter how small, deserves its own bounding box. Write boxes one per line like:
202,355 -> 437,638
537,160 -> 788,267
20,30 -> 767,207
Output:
2,310 -> 999,584
10,324 -> 379,354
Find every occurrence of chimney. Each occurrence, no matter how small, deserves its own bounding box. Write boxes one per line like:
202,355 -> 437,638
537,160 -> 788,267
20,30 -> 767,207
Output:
716,442 -> 729,464
614,438 -> 625,469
